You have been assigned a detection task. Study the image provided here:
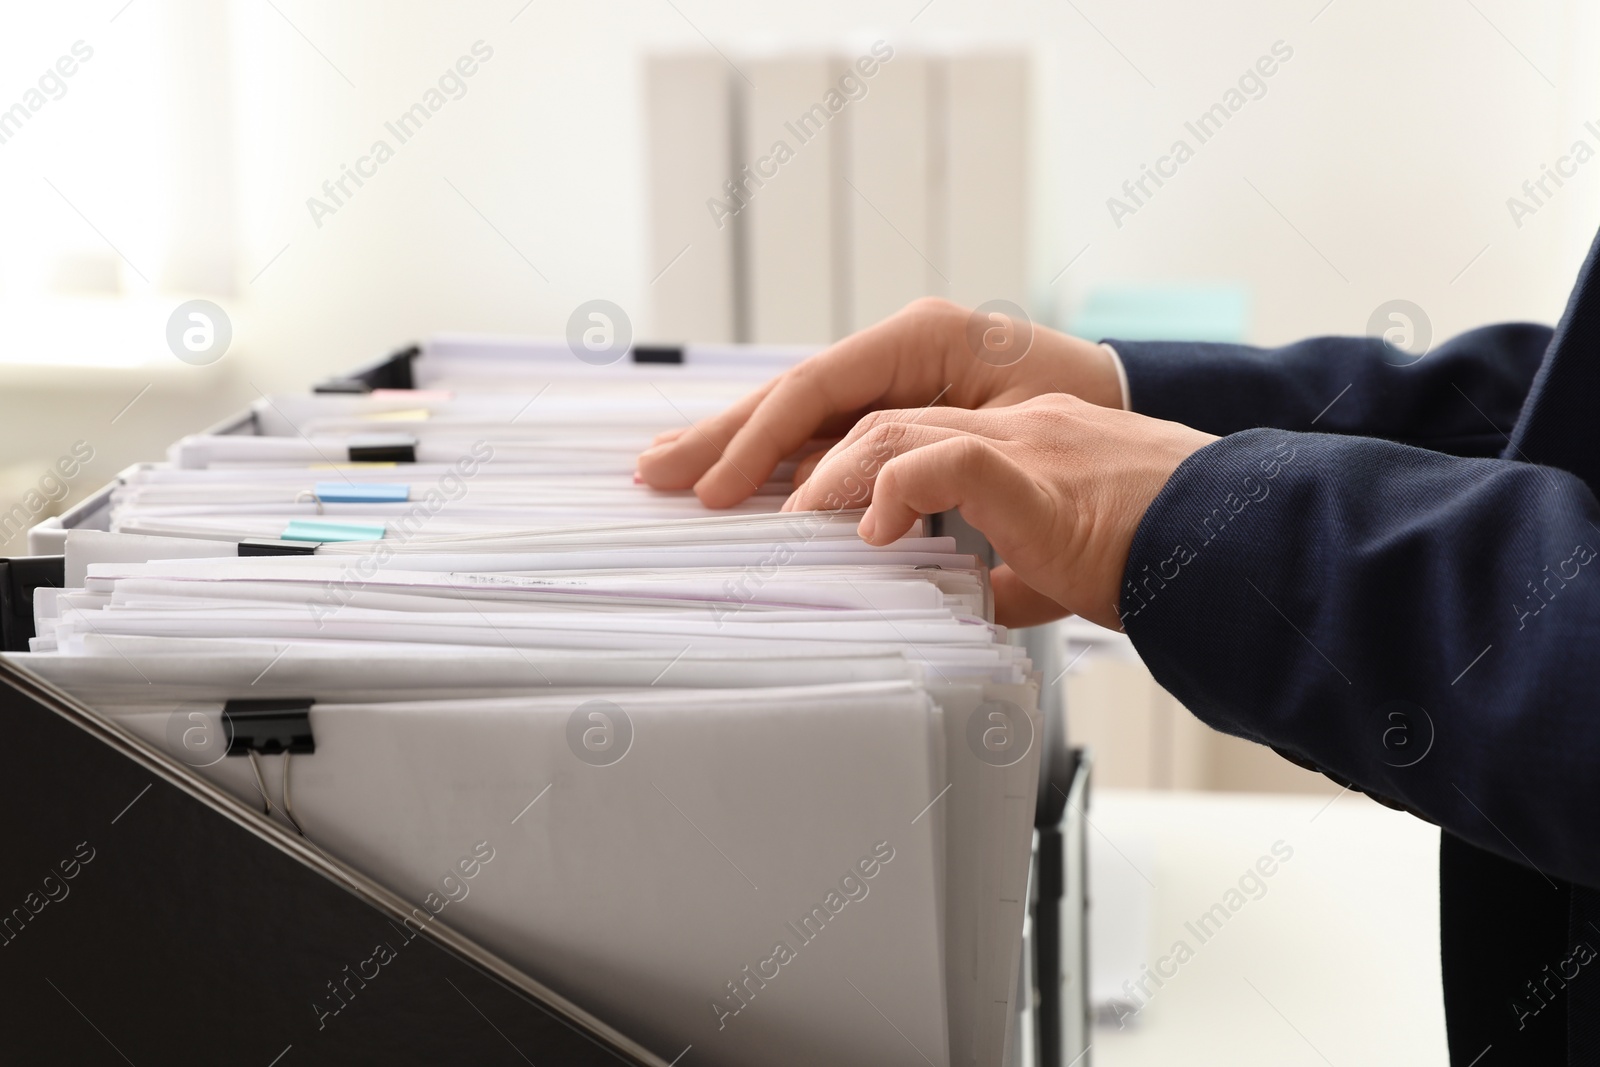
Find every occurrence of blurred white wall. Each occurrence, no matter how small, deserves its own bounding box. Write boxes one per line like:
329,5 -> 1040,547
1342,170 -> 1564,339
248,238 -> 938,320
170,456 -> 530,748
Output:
2,0 -> 1597,544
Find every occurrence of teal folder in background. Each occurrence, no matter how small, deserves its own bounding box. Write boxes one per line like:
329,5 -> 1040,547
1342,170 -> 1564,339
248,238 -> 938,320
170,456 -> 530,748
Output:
1068,284 -> 1251,344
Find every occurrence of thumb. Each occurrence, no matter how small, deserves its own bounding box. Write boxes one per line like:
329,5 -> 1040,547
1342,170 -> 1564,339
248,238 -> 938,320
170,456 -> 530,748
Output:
992,564 -> 1071,628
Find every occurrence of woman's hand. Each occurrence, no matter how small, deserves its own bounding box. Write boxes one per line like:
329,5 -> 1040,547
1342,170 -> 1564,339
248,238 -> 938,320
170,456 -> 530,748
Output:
635,297 -> 1125,507
782,394 -> 1218,629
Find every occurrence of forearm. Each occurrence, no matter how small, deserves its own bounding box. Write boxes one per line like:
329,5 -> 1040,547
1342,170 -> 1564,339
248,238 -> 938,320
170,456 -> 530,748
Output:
1108,324 -> 1551,456
1122,428 -> 1600,887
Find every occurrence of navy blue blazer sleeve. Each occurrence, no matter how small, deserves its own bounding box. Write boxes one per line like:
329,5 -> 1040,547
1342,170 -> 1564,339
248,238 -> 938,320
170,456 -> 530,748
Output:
1119,427 -> 1600,888
1107,325 -> 1550,457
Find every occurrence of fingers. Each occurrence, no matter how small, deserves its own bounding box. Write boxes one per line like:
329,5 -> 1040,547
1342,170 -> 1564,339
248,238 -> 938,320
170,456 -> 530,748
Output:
636,382 -> 775,490
687,304 -> 962,507
791,448 -> 830,490
784,422 -> 971,513
992,564 -> 1071,628
650,427 -> 687,447
858,435 -> 1053,547
800,405 -> 1011,487
694,366 -> 888,507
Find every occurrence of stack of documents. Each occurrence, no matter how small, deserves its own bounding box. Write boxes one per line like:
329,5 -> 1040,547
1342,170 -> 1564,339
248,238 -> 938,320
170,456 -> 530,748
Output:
13,338 -> 1043,1067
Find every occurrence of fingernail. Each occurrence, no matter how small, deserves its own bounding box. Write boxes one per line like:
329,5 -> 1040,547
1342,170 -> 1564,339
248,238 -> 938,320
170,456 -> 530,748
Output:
639,444 -> 667,463
857,510 -> 878,542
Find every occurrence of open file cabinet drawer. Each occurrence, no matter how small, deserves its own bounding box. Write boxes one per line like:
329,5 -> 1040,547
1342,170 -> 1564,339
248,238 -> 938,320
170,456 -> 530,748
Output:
1,339 -> 1091,1066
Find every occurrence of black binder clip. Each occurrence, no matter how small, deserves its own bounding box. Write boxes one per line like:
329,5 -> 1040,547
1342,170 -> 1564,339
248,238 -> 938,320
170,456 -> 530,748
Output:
631,344 -> 684,364
348,433 -> 417,464
224,698 -> 315,835
239,539 -> 318,557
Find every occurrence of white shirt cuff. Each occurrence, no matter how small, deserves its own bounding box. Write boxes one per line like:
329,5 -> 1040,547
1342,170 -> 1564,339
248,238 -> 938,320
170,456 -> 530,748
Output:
1101,342 -> 1131,411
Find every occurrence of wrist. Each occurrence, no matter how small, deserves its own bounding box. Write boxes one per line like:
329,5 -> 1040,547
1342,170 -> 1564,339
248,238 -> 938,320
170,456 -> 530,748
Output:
1043,332 -> 1125,409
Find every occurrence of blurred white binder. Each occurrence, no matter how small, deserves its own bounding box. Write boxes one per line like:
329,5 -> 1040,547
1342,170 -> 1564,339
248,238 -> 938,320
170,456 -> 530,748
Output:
646,47 -> 1031,344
